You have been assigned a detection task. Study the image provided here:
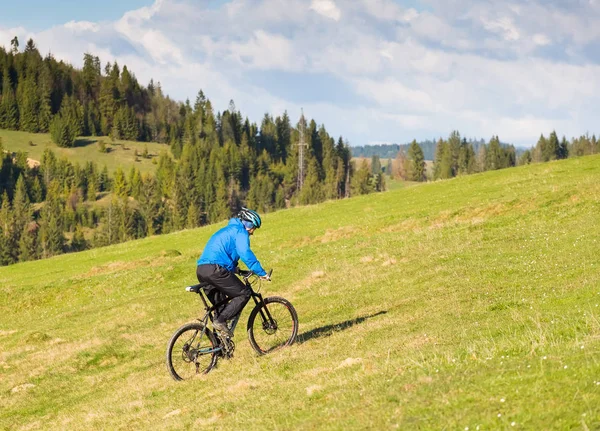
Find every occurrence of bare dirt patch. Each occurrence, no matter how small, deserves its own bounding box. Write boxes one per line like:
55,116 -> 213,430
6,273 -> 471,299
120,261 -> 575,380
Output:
194,413 -> 222,426
337,357 -> 363,369
311,270 -> 326,279
318,226 -> 358,243
81,261 -> 141,278
163,409 -> 181,419
306,385 -> 323,396
0,329 -> 17,337
11,383 -> 35,393
381,218 -> 422,233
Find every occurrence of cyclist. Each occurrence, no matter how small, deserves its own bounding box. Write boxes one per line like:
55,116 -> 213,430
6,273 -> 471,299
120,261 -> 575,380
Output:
196,207 -> 269,337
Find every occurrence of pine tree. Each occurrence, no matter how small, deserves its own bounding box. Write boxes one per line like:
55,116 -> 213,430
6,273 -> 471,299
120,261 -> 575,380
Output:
298,159 -> 323,205
130,168 -> 142,200
533,134 -> 547,163
0,192 -> 17,264
0,67 -> 19,129
351,159 -> 372,196
447,131 -> 461,176
98,165 -> 110,192
11,36 -> 19,54
37,63 -> 53,133
18,221 -> 39,262
545,131 -> 560,161
39,181 -> 65,258
487,136 -> 502,170
185,202 -> 199,229
18,75 -> 39,132
13,175 -> 31,248
50,115 -> 76,148
457,138 -> 470,175
104,196 -> 126,244
476,144 -> 487,172
30,176 -> 43,202
558,135 -> 569,160
211,178 -> 230,223
323,164 -> 338,200
433,139 -> 444,180
70,225 -> 87,252
434,139 -> 452,179
138,174 -> 161,236
276,111 -> 291,162
113,167 -> 128,198
408,140 -> 426,181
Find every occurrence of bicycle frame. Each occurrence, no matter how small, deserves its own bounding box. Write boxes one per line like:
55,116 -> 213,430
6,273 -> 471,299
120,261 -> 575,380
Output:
192,276 -> 277,356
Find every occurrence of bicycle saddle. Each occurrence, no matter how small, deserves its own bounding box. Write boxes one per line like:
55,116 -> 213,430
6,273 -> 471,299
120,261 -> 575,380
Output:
185,282 -> 211,293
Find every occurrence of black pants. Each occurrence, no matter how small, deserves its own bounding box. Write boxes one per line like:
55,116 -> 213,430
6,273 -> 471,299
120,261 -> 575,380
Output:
196,264 -> 251,322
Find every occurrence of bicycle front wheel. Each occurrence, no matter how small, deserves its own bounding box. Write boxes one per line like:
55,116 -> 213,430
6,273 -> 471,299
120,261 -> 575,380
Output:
247,297 -> 298,355
166,322 -> 218,380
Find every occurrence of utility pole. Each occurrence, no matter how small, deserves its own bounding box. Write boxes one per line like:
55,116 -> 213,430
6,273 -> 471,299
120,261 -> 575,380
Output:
297,109 -> 308,191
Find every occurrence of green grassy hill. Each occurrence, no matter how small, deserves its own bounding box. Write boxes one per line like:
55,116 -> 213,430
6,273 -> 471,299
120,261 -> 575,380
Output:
1,155 -> 600,430
0,129 -> 171,174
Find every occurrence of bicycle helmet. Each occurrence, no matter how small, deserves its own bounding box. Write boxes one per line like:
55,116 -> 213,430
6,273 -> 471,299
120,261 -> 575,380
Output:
238,207 -> 262,229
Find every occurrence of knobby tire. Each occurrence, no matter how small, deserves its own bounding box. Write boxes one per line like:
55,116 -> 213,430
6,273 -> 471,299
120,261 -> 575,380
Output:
247,296 -> 298,355
166,322 -> 218,380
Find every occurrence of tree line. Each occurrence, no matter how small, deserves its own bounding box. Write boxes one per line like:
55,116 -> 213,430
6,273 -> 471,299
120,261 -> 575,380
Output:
0,109 -> 381,266
386,130 -> 598,182
0,38 -> 388,266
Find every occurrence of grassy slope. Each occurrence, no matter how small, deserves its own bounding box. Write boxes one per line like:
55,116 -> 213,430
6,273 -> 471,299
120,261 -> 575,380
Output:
0,129 -> 171,174
1,155 -> 600,430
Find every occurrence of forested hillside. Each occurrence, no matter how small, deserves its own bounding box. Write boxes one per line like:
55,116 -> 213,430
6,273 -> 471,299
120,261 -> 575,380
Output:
0,37 -> 598,268
0,38 -> 386,266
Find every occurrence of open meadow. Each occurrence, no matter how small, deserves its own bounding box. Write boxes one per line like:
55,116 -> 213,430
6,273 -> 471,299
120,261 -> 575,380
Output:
1,155 -> 600,430
0,129 -> 170,174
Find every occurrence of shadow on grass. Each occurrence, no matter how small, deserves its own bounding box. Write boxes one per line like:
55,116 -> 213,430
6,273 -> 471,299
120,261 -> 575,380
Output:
74,138 -> 97,148
297,311 -> 387,344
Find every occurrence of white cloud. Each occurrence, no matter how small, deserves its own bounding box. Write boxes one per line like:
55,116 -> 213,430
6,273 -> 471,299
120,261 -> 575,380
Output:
228,30 -> 300,71
3,0 -> 600,148
64,21 -> 100,33
310,0 -> 341,21
532,33 -> 551,46
114,0 -> 182,65
481,16 -> 520,41
352,77 -> 435,112
360,0 -> 419,22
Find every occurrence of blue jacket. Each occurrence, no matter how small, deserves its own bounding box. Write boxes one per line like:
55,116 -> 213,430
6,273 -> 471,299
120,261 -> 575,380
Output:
197,218 -> 267,276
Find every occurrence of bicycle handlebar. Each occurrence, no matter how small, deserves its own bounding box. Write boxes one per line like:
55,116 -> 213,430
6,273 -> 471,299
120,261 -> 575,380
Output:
239,268 -> 273,281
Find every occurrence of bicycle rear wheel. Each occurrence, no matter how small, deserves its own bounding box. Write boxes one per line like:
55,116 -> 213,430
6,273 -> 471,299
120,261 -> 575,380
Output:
247,297 -> 298,355
166,322 -> 218,380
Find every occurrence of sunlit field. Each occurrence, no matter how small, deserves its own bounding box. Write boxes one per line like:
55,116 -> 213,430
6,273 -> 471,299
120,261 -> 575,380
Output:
1,155 -> 599,430
0,129 -> 170,174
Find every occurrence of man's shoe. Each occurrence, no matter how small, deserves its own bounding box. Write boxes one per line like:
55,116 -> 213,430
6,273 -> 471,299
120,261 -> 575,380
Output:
213,319 -> 233,337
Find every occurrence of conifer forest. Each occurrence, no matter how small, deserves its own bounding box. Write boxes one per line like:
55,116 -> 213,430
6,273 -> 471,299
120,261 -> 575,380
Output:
0,37 -> 598,266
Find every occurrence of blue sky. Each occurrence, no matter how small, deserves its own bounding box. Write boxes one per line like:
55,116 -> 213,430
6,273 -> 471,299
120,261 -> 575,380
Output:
0,0 -> 153,31
1,0 -> 600,148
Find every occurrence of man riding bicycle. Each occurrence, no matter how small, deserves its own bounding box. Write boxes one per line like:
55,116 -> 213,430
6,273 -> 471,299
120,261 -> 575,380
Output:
196,207 -> 269,337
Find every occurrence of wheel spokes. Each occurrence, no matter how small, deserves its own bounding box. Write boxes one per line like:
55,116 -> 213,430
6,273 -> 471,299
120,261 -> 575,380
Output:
171,327 -> 214,379
253,302 -> 295,353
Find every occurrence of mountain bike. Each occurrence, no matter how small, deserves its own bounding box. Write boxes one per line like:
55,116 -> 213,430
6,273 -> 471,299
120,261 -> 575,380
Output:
166,269 -> 298,380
